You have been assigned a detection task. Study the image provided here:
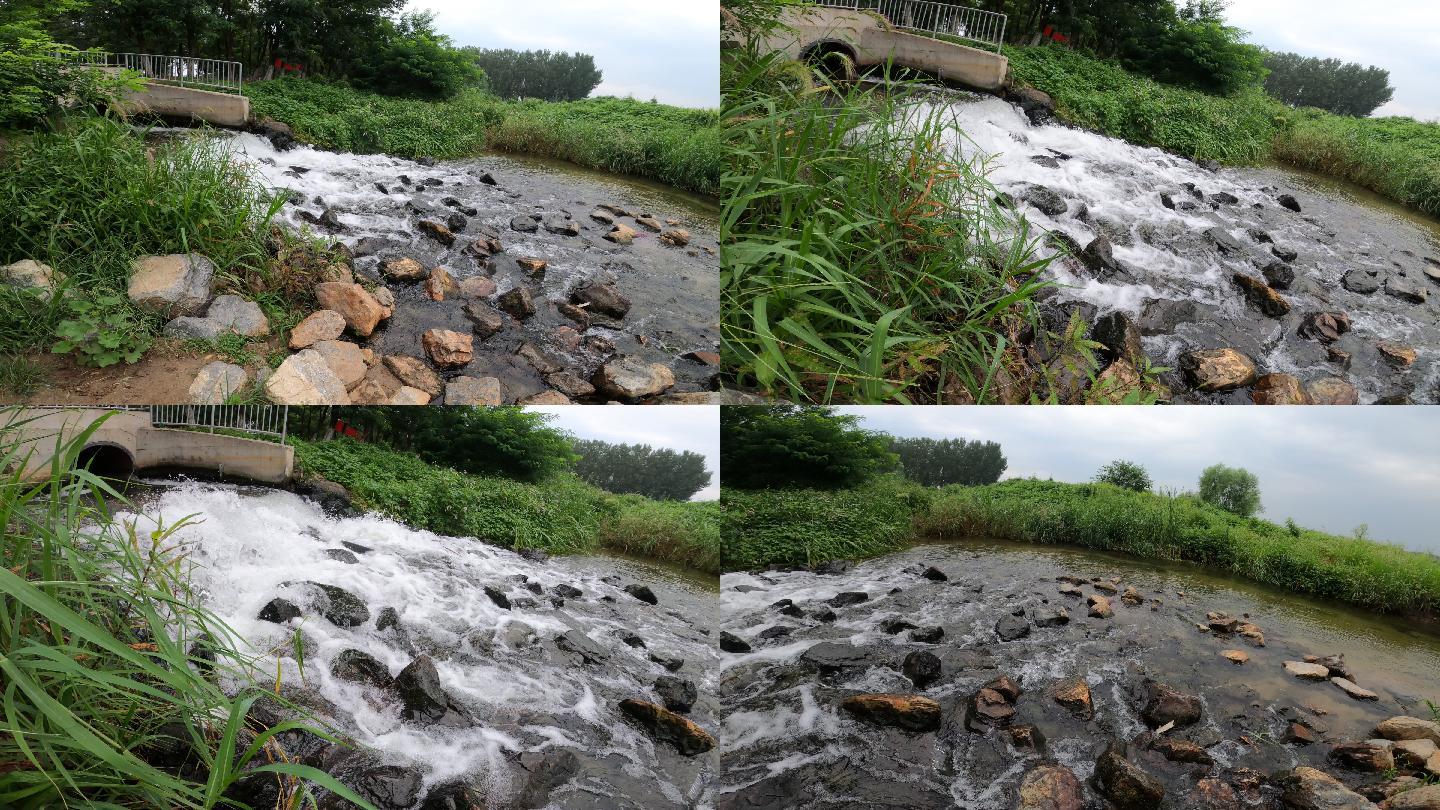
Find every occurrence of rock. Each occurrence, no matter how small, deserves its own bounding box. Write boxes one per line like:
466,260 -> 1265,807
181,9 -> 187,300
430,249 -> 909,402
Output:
623,584 -> 658,605
544,371 -> 594,399
1332,678 -> 1379,701
541,215 -> 579,237
387,386 -> 430,405
1234,273 -> 1291,317
827,591 -> 868,607
1287,722 -> 1318,745
372,286 -> 395,317
1091,312 -> 1143,363
1273,245 -> 1299,262
1248,228 -> 1273,244
969,687 -> 1016,729
1316,654 -> 1353,679
421,782 -> 486,810
895,650 -> 941,688
589,208 -> 615,225
1032,606 -> 1070,627
1253,373 -> 1310,405
331,649 -> 394,690
1093,742 -> 1165,810
1386,277 -> 1429,304
801,642 -> 879,672
290,310 -> 347,349
265,350 -> 351,405
258,597 -> 300,623
659,229 -> 691,247
1211,191 -> 1240,205
1150,736 -> 1213,765
1376,717 -> 1440,744
462,302 -> 505,338
1087,593 -> 1113,618
1,259 -> 62,294
516,257 -> 547,277
1024,185 -> 1068,216
458,277 -> 496,298
840,694 -> 942,732
604,224 -> 638,244
910,626 -> 944,643
1393,739 -> 1439,768
592,356 -> 674,400
1330,741 -> 1394,772
510,216 -> 539,233
187,362 -> 248,404
1053,679 -> 1093,719
1221,649 -> 1250,665
127,254 -> 215,316
418,220 -> 456,246
1180,348 -> 1257,392
1389,786 -> 1440,810
1278,194 -> 1302,212
1120,586 -> 1143,605
556,629 -> 610,664
484,585 -> 511,610
445,212 -> 468,233
424,267 -> 459,301
1263,261 -> 1296,290
1299,312 -> 1352,344
1377,342 -> 1417,367
654,675 -> 697,713
518,391 -> 571,405
394,655 -> 468,727
314,283 -> 387,337
497,287 -> 536,319
1205,226 -> 1246,255
555,302 -> 591,330
616,698 -> 715,756
477,172 -> 497,185
633,215 -> 663,232
571,282 -> 631,318
444,376 -> 502,405
308,582 -> 369,627
1285,661 -> 1333,680
349,364 -> 404,404
1141,682 -> 1202,728
324,548 -> 359,564
996,614 -> 1031,641
383,356 -> 443,398
164,295 -> 270,339
1342,269 -> 1383,295
719,631 -> 751,653
311,340 -> 367,389
1080,236 -> 1118,275
1280,766 -> 1376,809
422,329 -> 473,368
1017,765 -> 1083,810
1308,378 -> 1359,405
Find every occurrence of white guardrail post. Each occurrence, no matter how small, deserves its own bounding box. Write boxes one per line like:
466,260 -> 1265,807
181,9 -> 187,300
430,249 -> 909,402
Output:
815,0 -> 1008,52
51,50 -> 244,94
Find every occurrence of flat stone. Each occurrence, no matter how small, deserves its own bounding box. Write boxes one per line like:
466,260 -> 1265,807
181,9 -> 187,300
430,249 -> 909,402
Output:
383,356 -> 443,397
604,223 -> 638,244
1220,649 -> 1249,664
518,391 -> 571,404
1308,378 -> 1359,405
445,376 -> 502,405
310,339 -> 367,389
1253,373 -> 1310,405
510,215 -> 539,233
128,254 -> 214,315
1377,342 -> 1418,367
616,698 -> 715,756
289,310 -> 346,349
1386,277 -> 1429,304
386,386 -> 430,405
1280,766 -> 1375,809
592,356 -> 674,400
463,301 -> 506,338
1376,717 -> 1440,744
459,276 -> 497,298
187,361 -> 247,404
264,350 -> 350,404
381,257 -> 427,281
571,282 -> 631,318
839,694 -> 942,732
161,295 -> 269,339
1332,677 -> 1379,700
659,229 -> 691,247
1284,661 -> 1332,680
1342,268 -> 1383,295
542,215 -> 580,236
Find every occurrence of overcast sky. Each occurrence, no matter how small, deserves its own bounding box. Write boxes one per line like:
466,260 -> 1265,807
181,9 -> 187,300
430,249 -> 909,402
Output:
404,0 -> 719,108
532,406 -> 719,501
1226,0 -> 1440,120
837,407 -> 1440,555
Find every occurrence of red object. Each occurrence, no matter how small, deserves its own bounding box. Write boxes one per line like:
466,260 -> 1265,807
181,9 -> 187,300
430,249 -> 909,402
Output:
333,420 -> 364,441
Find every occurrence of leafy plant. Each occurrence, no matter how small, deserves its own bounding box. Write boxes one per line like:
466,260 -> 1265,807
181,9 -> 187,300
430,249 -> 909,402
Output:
1094,460 -> 1153,492
52,293 -> 152,367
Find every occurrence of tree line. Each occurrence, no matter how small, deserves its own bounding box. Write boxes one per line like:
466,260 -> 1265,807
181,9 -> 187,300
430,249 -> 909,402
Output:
464,48 -> 603,102
1261,50 -> 1394,118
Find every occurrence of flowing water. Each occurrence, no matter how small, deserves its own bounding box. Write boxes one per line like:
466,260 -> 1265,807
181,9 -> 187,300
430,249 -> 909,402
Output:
718,540 -> 1440,809
215,131 -> 721,400
122,480 -> 718,809
923,92 -> 1440,404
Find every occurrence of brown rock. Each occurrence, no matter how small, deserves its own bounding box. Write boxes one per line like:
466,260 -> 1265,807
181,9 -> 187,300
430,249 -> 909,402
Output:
604,223 -> 638,244
550,326 -> 582,351
387,386 -> 431,405
592,356 -> 674,400
1376,717 -> 1440,744
1121,586 -> 1143,605
518,390 -> 572,405
422,329 -> 473,368
659,228 -> 691,247
1329,741 -> 1394,772
1378,342 -> 1418,367
1286,722 -> 1318,745
349,363 -> 405,404
839,693 -> 942,732
1299,311 -> 1352,344
1331,677 -> 1378,701
1017,764 -> 1083,810
310,339 -> 367,389
986,675 -> 1022,703
1221,649 -> 1249,665
289,309 -> 346,350
1180,348 -> 1257,392
459,276 -> 497,298
383,355 -> 443,398
970,687 -> 1015,728
1307,377 -> 1359,405
1234,273 -> 1292,317
616,698 -> 715,756
1087,593 -> 1113,618
1280,766 -> 1376,809
1253,373 -> 1311,405
634,215 -> 662,232
382,257 -> 427,281
1052,679 -> 1094,720
1389,785 -> 1440,810
314,282 -> 387,337
557,302 -> 591,330
444,376 -> 502,406
517,257 -> 547,277
418,220 -> 455,246
1149,736 -> 1213,765
498,286 -> 536,319
1194,778 -> 1239,808
1093,741 -> 1165,809
1141,682 -> 1202,728
425,267 -> 459,301
1284,661 -> 1332,680
683,350 -> 721,366
545,371 -> 596,399
463,301 -> 506,338
571,282 -> 631,318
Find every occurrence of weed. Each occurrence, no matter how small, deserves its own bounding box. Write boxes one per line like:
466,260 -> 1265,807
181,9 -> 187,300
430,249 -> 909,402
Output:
0,353 -> 45,395
183,332 -> 259,366
51,292 -> 152,367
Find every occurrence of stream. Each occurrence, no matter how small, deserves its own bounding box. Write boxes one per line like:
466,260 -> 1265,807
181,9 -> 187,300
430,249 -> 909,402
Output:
717,540 -> 1440,809
218,131 -> 721,402
122,479 -> 718,809
926,92 -> 1440,404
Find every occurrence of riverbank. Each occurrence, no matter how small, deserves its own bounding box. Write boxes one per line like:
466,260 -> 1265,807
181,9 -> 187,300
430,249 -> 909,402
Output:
245,78 -> 722,196
293,438 -> 720,574
720,478 -> 1440,618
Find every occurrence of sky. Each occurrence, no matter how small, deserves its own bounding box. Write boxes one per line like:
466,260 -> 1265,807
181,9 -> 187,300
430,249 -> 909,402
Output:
404,0 -> 719,108
1225,0 -> 1440,120
531,406 -> 720,501
837,407 -> 1440,555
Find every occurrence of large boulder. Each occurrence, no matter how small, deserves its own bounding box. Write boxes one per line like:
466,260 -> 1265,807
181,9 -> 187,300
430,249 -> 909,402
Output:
571,283 -> 631,318
383,356 -> 443,398
444,376 -> 502,405
1093,742 -> 1165,810
128,254 -> 214,315
616,698 -> 715,756
381,257 -> 427,282
290,310 -> 347,350
1233,273 -> 1291,317
2,259 -> 63,296
393,655 -> 470,727
310,340 -> 367,389
592,356 -> 674,400
265,350 -> 351,404
187,361 -> 248,404
1253,373 -> 1310,405
1307,378 -> 1359,405
1180,348 -> 1257,392
307,582 -> 370,627
1017,764 -> 1083,810
331,649 -> 394,690
839,694 -> 942,732
1279,766 -> 1376,809
1140,681 -> 1202,728
1376,717 -> 1440,744
314,282 -> 388,337
1388,786 -> 1440,810
422,329 -> 473,369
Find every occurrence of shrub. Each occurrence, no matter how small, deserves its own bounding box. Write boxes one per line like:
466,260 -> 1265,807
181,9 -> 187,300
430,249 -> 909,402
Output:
1198,463 -> 1261,517
722,406 -> 897,490
353,13 -> 483,101
1094,460 -> 1152,492
0,37 -> 135,130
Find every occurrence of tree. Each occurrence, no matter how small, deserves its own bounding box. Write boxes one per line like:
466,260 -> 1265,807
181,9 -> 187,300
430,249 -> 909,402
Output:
1198,463 -> 1261,517
721,406 -> 897,490
353,12 -> 483,100
1094,460 -> 1152,492
463,48 -> 602,101
891,437 -> 1007,486
1262,50 -> 1394,117
572,440 -> 711,501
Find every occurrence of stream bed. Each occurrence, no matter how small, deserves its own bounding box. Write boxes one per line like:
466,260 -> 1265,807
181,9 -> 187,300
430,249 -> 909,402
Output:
124,479 -> 718,809
718,540 -> 1440,808
927,92 -> 1440,404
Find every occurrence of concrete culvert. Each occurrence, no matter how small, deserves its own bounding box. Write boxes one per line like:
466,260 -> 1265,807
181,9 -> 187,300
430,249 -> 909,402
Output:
803,42 -> 859,82
75,443 -> 135,481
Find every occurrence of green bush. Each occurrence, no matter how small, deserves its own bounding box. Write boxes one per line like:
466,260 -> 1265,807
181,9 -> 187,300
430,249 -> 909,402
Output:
1094,459 -> 1152,492
1198,463 -> 1262,517
352,12 -> 483,101
0,38 -> 134,130
722,406 -> 898,490
52,292 -> 152,367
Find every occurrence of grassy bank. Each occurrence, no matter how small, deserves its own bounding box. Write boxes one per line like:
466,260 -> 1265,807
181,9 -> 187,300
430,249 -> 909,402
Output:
1005,45 -> 1440,218
0,413 -> 370,808
245,78 -> 722,196
722,478 -> 1440,618
292,438 -> 720,574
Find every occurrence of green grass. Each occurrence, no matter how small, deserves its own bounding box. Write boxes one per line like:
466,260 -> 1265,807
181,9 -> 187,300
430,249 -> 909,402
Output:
0,410 -> 375,809
0,353 -> 45,396
291,438 -> 719,572
722,50 -> 1063,404
245,78 -> 722,196
1274,111 -> 1440,218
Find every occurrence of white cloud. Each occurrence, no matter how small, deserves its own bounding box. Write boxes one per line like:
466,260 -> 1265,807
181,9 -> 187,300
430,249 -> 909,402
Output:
529,405 -> 720,501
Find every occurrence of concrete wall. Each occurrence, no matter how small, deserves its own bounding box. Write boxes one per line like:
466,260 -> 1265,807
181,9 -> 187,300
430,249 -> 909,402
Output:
763,7 -> 1009,92
117,83 -> 251,127
8,408 -> 292,484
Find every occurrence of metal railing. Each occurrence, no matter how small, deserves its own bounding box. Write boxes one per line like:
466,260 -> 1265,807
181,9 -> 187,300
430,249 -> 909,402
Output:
817,0 -> 1008,52
54,50 -> 244,94
150,405 -> 289,443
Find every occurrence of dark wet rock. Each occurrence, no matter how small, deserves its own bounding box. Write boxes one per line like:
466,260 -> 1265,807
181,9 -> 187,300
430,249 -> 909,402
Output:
1032,605 -> 1070,627
1286,722 -> 1319,745
968,687 -> 1016,729
542,214 -> 580,236
880,618 -> 918,634
903,650 -> 942,688
810,607 -> 837,623
910,626 -> 945,643
570,282 -> 631,318
757,625 -> 793,640
719,631 -> 752,654
509,215 -> 538,233
654,675 -> 697,713
828,591 -> 869,608
1387,276 -> 1429,304
1211,192 -> 1239,205
1278,194 -> 1302,212
801,642 -> 882,673
812,559 -> 855,575
476,172 -> 497,185
483,585 -> 510,610
1141,681 -> 1202,728
1149,736 -> 1213,765
1342,268 -> 1383,294
1248,227 -> 1273,244
1030,155 -> 1062,169
1093,741 -> 1165,809
1024,185 -> 1069,216
1052,679 -> 1093,719
553,583 -> 583,599
462,301 -> 505,338
418,781 -> 485,810
1299,311 -> 1352,344
332,649 -> 394,690
1181,348 -> 1257,392
1329,741 -> 1395,772
324,548 -> 359,564
921,565 -> 950,581
556,629 -> 610,664
617,698 -> 715,755
1080,236 -> 1117,275
1017,764 -> 1083,810
1205,226 -> 1246,255
1234,273 -> 1291,317
1091,312 -> 1143,363
1314,653 -> 1354,680
376,607 -> 400,632
341,541 -> 371,554
624,584 -> 658,605
1273,245 -> 1299,262
258,597 -> 301,623
1262,261 -> 1296,290
497,286 -> 535,319
1010,725 -> 1047,754
307,583 -> 370,627
509,750 -> 581,809
996,614 -> 1031,641
840,694 -> 942,732
393,655 -> 470,727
